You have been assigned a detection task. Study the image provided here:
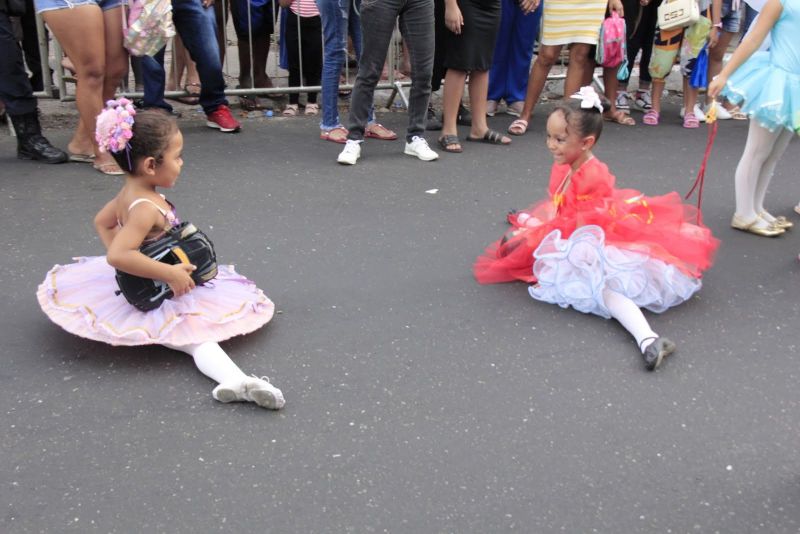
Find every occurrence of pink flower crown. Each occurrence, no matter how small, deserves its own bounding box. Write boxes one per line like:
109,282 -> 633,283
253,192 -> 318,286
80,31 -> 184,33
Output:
95,98 -> 137,154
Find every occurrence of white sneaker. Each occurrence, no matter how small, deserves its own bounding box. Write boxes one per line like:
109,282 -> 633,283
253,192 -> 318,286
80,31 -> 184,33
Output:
714,104 -> 733,120
486,100 -> 498,117
212,375 -> 285,410
692,104 -> 706,122
616,91 -> 631,111
404,136 -> 439,161
337,139 -> 361,165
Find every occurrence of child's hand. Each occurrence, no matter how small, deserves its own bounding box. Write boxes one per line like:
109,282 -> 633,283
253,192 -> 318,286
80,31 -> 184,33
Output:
709,27 -> 720,48
707,75 -> 726,99
166,263 -> 197,297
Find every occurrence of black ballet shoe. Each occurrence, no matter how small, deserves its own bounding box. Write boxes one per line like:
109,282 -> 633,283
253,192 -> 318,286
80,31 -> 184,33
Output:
641,336 -> 676,371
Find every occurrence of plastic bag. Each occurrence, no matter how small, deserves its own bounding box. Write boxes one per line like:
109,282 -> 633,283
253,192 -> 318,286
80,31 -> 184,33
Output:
690,43 -> 709,88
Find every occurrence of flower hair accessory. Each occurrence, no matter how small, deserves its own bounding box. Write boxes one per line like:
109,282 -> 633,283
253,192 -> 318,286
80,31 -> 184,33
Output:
95,98 -> 136,154
570,86 -> 604,113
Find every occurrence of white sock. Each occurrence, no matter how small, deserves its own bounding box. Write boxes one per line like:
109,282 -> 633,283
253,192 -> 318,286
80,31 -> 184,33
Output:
163,342 -> 247,385
602,288 -> 658,353
734,121 -> 787,221
753,127 -> 793,215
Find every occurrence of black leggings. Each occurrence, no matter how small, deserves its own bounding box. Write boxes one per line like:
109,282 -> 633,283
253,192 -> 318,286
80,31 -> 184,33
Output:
284,10 -> 323,105
620,0 -> 660,85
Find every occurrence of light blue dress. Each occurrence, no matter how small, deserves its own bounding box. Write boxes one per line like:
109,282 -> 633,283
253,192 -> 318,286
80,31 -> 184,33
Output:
723,0 -> 800,133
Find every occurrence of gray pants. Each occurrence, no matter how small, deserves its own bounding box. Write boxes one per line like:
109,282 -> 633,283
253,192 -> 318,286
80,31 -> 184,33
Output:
346,0 -> 434,143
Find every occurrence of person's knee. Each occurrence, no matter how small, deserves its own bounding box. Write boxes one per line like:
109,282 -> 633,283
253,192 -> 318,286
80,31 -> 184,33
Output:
78,59 -> 106,88
536,48 -> 559,68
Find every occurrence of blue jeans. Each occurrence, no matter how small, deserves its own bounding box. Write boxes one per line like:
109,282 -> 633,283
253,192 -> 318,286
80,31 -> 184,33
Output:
315,0 -> 371,130
142,0 -> 228,115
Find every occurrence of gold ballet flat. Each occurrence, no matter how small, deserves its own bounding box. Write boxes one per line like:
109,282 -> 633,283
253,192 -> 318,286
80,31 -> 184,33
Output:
731,214 -> 785,237
759,212 -> 793,230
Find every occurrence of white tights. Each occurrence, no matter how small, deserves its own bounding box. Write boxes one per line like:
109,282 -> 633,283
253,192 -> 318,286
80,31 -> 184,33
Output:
734,120 -> 794,221
602,288 -> 658,352
163,342 -> 247,385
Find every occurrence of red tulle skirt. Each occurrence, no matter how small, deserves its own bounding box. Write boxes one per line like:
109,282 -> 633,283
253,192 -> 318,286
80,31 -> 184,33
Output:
474,189 -> 718,285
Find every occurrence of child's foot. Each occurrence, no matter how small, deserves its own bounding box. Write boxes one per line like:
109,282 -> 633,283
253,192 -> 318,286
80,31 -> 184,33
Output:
759,211 -> 793,230
212,375 -> 285,410
640,337 -> 676,371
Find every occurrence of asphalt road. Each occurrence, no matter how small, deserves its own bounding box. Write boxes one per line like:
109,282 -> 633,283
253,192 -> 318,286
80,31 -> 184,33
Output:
2,105 -> 799,533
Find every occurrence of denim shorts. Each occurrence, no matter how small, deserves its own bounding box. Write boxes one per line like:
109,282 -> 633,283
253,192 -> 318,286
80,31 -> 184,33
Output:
35,0 -> 124,14
720,0 -> 742,33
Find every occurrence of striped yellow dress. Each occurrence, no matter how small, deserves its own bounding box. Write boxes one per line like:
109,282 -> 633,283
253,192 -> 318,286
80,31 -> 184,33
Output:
541,0 -> 607,46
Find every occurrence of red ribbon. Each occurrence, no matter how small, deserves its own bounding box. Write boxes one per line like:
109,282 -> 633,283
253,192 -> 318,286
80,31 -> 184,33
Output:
685,119 -> 719,224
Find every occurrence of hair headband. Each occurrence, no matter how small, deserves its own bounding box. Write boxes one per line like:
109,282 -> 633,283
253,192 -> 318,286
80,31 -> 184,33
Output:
95,98 -> 136,154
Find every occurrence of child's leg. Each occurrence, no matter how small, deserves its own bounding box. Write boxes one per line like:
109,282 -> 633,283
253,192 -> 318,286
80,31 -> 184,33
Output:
602,288 -> 657,351
164,341 -> 247,384
734,120 -> 786,223
163,342 -> 285,409
753,128 -> 794,218
602,288 -> 675,370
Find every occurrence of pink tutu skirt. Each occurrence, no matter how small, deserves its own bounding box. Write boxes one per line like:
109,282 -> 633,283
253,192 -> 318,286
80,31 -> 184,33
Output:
37,256 -> 274,346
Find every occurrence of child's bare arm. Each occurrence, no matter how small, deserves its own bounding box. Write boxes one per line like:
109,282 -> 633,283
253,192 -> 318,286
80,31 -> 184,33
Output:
106,204 -> 196,295
94,199 -> 120,250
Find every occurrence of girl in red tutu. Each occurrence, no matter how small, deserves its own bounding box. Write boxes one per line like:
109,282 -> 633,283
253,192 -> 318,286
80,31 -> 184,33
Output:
474,86 -> 719,370
37,100 -> 285,409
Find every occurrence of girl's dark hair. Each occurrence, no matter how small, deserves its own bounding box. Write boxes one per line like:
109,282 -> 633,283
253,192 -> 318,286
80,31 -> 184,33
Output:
110,108 -> 178,174
550,94 -> 612,142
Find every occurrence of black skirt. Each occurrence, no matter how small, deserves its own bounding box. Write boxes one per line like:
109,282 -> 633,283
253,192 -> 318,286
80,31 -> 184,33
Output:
442,0 -> 501,72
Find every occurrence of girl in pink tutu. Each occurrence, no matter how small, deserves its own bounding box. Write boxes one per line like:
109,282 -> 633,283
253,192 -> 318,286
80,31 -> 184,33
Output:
37,100 -> 284,410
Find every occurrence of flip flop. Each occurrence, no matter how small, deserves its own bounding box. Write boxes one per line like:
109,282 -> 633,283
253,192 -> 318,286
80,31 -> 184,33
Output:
320,126 -> 349,144
170,82 -> 200,105
68,152 -> 95,163
507,118 -> 528,136
365,123 -> 398,140
93,161 -> 125,176
467,129 -> 511,145
438,134 -> 462,153
604,110 -> 636,126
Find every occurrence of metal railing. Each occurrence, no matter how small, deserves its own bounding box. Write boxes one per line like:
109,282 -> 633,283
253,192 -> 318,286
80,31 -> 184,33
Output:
31,0 -> 412,108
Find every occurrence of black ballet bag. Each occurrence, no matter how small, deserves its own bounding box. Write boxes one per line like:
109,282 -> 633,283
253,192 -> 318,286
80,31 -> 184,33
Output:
115,222 -> 218,312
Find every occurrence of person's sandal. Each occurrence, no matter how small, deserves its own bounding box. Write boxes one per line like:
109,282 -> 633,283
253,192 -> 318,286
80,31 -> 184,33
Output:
365,122 -> 398,140
604,110 -> 636,126
93,161 -> 125,176
507,118 -> 528,136
683,112 -> 700,129
282,104 -> 299,116
729,105 -> 748,120
467,129 -> 511,145
304,103 -> 319,116
642,110 -> 659,126
438,134 -> 462,153
320,126 -> 348,144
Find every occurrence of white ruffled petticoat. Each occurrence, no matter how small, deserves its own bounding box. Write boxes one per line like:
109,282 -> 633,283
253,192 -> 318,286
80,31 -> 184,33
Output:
529,226 -> 702,319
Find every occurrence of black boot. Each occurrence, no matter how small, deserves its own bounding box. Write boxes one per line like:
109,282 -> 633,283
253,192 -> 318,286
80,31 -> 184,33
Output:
10,111 -> 68,164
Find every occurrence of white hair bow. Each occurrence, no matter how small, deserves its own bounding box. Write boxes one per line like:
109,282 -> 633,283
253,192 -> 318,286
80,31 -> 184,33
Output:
570,86 -> 603,113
